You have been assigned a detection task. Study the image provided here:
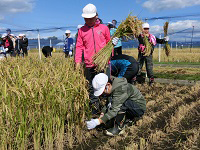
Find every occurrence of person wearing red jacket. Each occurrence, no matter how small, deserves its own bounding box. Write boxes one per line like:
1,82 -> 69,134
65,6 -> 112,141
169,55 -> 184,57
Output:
75,3 -> 114,114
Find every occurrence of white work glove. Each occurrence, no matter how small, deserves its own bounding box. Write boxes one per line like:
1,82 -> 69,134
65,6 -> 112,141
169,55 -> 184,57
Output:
69,51 -> 72,56
86,119 -> 100,130
164,36 -> 169,42
70,44 -> 73,51
5,48 -> 8,52
112,37 -> 119,46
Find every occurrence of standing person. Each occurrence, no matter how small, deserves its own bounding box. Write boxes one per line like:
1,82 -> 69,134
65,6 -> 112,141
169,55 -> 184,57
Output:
6,28 -> 11,36
96,12 -> 103,24
63,30 -> 73,58
75,3 -> 118,114
15,34 -> 23,56
112,19 -> 117,28
22,34 -> 28,57
1,33 -> 14,57
138,23 -> 169,86
108,22 -> 122,56
9,34 -> 17,57
86,73 -> 146,136
111,54 -> 139,84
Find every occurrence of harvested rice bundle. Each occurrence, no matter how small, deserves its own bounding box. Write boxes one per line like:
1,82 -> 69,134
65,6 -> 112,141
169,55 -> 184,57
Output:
93,15 -> 143,71
143,35 -> 152,56
163,21 -> 171,56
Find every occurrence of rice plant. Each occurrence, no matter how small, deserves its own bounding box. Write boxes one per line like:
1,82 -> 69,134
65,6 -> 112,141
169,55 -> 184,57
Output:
163,21 -> 171,56
0,55 -> 90,149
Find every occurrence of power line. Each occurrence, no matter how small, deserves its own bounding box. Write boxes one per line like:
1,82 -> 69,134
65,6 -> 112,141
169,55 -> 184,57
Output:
144,13 -> 200,21
0,26 -> 77,34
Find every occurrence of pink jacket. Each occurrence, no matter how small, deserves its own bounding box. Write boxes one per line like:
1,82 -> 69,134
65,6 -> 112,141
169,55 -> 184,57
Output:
75,22 -> 110,68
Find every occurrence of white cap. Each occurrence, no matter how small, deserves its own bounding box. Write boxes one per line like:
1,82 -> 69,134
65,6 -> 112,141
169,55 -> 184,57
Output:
82,3 -> 97,18
2,33 -> 7,38
10,34 -> 14,36
65,30 -> 71,34
23,34 -> 26,37
92,73 -> 108,96
77,24 -> 84,29
19,34 -> 24,37
107,22 -> 113,25
142,23 -> 150,29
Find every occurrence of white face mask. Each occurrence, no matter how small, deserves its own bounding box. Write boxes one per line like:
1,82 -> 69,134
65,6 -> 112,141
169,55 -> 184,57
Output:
105,86 -> 108,93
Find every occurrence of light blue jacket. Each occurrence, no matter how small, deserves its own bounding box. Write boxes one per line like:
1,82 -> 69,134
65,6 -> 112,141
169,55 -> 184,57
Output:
110,28 -> 122,48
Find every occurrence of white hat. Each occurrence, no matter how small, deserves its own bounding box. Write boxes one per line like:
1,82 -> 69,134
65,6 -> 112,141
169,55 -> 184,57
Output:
92,73 -> 108,96
77,24 -> 84,29
107,22 -> 113,25
82,3 -> 97,18
19,34 -> 24,37
142,23 -> 150,29
10,34 -> 14,36
2,33 -> 7,38
65,30 -> 71,34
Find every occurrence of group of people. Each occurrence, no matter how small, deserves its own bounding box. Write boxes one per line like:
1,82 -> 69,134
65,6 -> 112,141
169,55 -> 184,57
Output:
0,3 -> 168,136
73,3 -> 169,136
0,29 -> 29,58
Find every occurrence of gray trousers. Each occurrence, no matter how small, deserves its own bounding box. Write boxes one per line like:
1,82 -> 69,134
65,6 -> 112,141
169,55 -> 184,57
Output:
138,53 -> 154,79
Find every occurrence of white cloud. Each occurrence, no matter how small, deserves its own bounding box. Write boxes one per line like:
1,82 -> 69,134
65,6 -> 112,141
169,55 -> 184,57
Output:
143,0 -> 200,12
149,20 -> 200,41
0,0 -> 35,20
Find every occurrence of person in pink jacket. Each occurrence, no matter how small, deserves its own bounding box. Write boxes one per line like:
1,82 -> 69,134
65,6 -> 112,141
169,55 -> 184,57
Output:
75,3 -> 111,115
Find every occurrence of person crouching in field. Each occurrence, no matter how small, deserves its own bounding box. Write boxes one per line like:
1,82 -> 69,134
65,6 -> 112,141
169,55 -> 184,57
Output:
86,73 -> 146,136
138,23 -> 169,86
111,54 -> 139,84
42,46 -> 53,58
63,30 -> 73,58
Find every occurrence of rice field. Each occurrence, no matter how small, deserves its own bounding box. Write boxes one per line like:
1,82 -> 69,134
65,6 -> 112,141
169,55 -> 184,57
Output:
0,52 -> 200,149
124,47 -> 200,63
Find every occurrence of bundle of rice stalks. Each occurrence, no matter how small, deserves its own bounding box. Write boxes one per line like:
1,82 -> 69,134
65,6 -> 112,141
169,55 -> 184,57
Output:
163,21 -> 171,56
93,15 -> 143,72
143,35 -> 152,56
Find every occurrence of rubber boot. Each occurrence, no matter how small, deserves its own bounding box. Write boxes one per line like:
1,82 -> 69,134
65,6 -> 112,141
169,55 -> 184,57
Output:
149,78 -> 154,86
105,112 -> 127,136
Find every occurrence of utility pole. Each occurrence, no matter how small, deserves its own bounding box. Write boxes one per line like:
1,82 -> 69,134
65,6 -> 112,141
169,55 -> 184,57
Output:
171,42 -> 172,50
37,29 -> 42,60
190,26 -> 194,53
50,39 -> 52,47
158,33 -> 161,62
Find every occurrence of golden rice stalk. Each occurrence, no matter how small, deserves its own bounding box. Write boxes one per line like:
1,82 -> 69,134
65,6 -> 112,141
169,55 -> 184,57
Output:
163,21 -> 171,56
143,35 -> 152,56
163,21 -> 169,37
164,42 -> 171,56
93,14 -> 143,72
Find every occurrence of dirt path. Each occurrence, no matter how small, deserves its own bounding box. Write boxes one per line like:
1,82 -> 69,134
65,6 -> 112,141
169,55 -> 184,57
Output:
154,64 -> 200,68
153,78 -> 200,85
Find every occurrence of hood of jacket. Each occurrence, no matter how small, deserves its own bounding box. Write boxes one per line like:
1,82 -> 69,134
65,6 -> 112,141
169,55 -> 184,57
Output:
110,76 -> 128,93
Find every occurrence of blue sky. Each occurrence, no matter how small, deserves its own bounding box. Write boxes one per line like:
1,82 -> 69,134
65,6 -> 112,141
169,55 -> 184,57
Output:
0,0 -> 200,41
